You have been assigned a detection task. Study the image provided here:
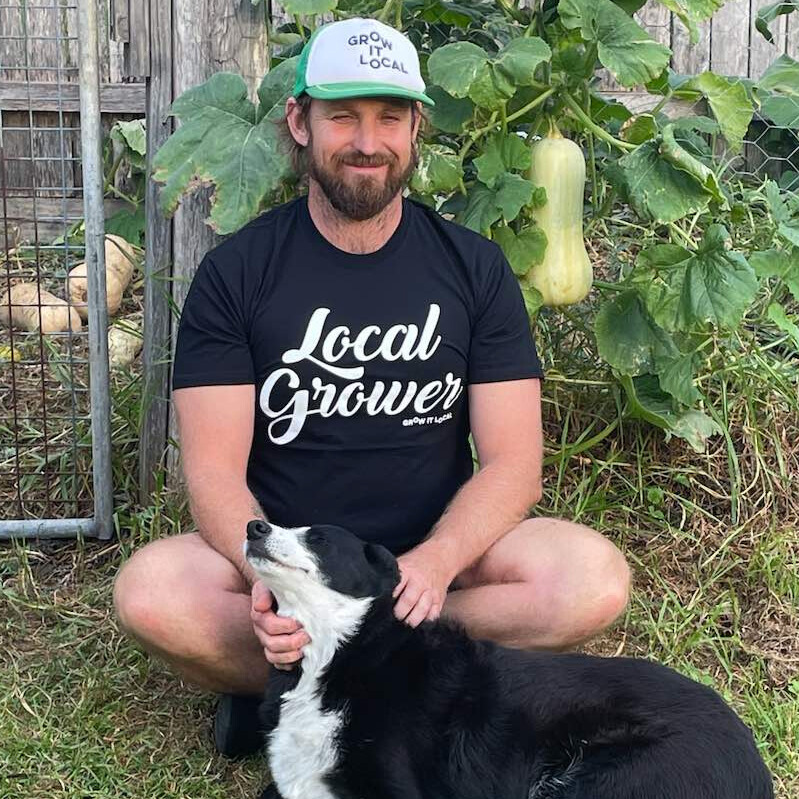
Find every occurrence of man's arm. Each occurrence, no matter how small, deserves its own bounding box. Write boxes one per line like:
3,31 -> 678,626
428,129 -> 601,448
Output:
393,377 -> 543,625
173,384 -> 265,586
174,384 -> 309,669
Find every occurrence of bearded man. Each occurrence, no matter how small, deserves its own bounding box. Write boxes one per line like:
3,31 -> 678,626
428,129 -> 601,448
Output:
113,16 -> 630,757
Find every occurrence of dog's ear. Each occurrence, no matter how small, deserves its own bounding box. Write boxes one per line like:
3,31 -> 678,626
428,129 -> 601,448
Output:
364,542 -> 400,592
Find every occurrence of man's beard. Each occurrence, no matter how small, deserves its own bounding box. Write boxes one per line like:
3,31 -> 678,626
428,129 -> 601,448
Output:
305,134 -> 419,221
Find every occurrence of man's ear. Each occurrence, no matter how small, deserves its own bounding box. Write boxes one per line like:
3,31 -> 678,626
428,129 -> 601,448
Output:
285,96 -> 310,147
364,543 -> 400,592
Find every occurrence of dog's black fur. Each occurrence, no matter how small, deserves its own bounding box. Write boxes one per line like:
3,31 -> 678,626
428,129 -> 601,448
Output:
249,521 -> 773,799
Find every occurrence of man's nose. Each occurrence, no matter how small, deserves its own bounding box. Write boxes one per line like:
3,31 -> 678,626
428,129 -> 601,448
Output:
247,519 -> 271,541
352,118 -> 380,155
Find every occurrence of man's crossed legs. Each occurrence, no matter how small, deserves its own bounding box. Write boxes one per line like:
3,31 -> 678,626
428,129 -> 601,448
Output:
113,517 -> 631,696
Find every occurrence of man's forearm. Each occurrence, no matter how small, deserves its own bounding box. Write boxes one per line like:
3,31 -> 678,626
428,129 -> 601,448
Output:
185,471 -> 267,586
416,459 -> 542,581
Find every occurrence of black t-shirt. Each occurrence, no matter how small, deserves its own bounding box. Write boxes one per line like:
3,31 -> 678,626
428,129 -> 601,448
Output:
172,195 -> 543,554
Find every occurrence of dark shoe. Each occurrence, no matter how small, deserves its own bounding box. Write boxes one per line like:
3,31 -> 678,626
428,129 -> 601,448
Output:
213,693 -> 264,758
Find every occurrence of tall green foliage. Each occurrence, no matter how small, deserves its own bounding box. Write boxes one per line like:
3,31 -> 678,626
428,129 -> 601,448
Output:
152,0 -> 799,451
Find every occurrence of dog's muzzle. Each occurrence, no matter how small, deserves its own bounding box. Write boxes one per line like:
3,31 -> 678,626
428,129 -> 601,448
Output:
247,519 -> 271,542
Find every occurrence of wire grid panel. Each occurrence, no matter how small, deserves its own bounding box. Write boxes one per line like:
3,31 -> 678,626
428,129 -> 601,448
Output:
1,0 -> 111,537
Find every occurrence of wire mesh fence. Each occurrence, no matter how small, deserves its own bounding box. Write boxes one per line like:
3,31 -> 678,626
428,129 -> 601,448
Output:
1,0 -> 112,538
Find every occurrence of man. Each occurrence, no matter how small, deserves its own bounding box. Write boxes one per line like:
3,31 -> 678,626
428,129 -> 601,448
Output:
113,17 -> 630,758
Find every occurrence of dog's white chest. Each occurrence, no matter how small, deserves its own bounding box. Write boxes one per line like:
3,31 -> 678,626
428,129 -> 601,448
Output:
269,685 -> 342,799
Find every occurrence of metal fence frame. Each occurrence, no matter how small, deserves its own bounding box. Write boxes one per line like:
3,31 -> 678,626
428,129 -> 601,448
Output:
0,0 -> 112,540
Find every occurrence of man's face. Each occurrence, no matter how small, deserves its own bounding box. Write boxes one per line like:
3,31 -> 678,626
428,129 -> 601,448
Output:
294,97 -> 420,221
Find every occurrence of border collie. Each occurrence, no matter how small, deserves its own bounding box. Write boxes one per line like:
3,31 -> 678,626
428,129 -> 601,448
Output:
243,519 -> 773,799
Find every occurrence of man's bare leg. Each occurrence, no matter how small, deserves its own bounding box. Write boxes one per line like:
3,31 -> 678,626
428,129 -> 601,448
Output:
114,518 -> 630,697
443,517 -> 631,650
113,533 -> 268,694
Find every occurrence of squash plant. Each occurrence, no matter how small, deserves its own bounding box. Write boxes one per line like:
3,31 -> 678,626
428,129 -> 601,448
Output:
151,0 -> 799,452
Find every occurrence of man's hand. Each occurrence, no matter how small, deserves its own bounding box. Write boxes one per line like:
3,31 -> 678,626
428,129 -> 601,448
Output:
393,547 -> 456,627
250,581 -> 310,671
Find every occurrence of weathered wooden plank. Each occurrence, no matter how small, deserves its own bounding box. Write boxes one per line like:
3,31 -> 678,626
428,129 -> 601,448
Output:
0,80 -> 145,113
128,0 -> 150,79
3,196 -> 128,242
1,110 -> 80,198
787,10 -> 799,58
165,0 -> 271,475
138,0 -> 173,498
671,16 -> 711,76
710,0 -> 751,77
597,90 -> 699,119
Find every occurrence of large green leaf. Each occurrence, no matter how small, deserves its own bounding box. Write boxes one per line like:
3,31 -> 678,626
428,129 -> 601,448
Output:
675,225 -> 759,329
257,57 -> 300,122
558,0 -> 671,87
279,0 -> 337,13
594,290 -> 680,375
427,86 -> 474,133
473,132 -> 532,188
427,42 -> 489,98
755,0 -> 799,44
620,375 -> 720,451
494,173 -> 536,222
767,302 -> 799,348
765,180 -> 799,246
493,37 -> 552,86
658,0 -> 725,44
612,137 -> 720,224
755,54 -> 799,128
410,144 -> 462,194
677,72 -> 753,152
657,352 -> 701,405
750,246 -> 799,300
152,72 -> 292,235
493,225 -> 547,276
467,63 -> 515,109
630,243 -> 691,330
659,125 -> 725,205
459,182 -> 503,233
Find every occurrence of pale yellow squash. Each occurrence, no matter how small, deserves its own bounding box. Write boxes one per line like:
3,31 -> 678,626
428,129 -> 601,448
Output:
525,124 -> 593,306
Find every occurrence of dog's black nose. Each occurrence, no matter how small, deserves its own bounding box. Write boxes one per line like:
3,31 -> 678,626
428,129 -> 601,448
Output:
247,519 -> 271,541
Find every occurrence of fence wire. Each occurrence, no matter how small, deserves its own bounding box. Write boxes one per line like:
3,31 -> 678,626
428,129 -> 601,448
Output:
0,0 -> 112,538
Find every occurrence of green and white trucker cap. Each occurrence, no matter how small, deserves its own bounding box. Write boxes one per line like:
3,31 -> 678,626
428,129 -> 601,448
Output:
293,17 -> 435,107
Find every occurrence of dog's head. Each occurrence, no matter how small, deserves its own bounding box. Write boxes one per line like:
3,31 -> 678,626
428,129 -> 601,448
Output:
245,519 -> 399,598
244,520 -> 400,652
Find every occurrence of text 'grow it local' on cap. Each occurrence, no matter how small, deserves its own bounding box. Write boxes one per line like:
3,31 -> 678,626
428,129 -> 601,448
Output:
292,17 -> 435,107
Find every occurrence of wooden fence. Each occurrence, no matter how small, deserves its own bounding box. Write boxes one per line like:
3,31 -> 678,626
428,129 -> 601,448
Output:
1,0 -> 797,497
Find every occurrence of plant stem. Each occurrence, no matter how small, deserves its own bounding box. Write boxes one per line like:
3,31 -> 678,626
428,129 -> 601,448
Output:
583,85 -> 599,215
294,14 -> 306,40
649,87 -> 673,117
560,91 -> 636,152
506,86 -> 556,125
667,221 -> 694,248
104,150 -> 125,194
458,88 -> 556,165
592,280 -> 626,292
542,418 -> 620,467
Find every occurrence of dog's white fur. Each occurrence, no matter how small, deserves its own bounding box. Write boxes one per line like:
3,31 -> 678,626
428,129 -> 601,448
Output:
245,523 -> 372,799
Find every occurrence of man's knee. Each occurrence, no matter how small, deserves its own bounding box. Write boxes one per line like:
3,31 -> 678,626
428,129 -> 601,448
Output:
113,537 -> 181,645
566,524 -> 631,637
515,517 -> 631,640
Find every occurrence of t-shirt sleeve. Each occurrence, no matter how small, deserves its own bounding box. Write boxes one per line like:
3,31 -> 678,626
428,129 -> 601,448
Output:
467,247 -> 544,384
172,254 -> 255,389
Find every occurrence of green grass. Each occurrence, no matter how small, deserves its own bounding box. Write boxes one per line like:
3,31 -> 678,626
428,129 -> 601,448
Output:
2,214 -> 798,797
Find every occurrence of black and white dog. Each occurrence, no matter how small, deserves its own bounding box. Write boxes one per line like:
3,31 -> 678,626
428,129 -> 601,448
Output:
244,519 -> 773,799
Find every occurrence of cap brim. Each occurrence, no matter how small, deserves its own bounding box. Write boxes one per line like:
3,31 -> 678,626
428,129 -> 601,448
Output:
305,82 -> 435,107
